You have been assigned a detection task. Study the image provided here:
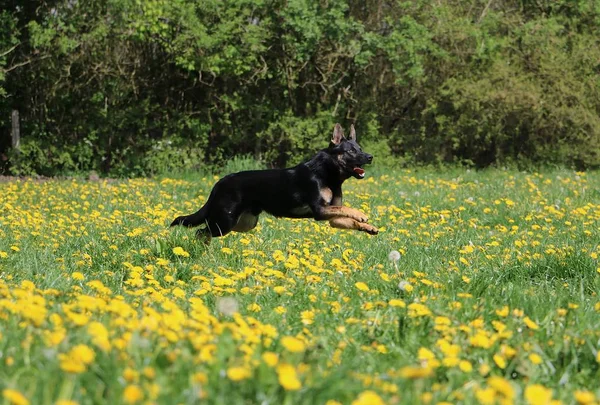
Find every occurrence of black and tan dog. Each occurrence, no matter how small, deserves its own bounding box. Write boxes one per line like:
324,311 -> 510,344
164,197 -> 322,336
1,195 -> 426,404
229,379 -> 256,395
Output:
170,123 -> 378,240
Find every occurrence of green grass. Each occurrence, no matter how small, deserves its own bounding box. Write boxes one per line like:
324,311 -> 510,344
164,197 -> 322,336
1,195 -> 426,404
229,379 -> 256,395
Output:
1,168 -> 600,405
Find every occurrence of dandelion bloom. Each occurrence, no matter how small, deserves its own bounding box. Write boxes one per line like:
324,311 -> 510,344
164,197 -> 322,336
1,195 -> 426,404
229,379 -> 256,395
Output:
123,385 -> 144,404
281,336 -> 306,353
351,390 -> 385,405
355,282 -> 369,292
523,317 -> 540,330
525,385 -> 553,405
2,389 -> 29,405
277,363 -> 302,391
172,246 -> 190,257
262,352 -> 279,367
475,387 -> 495,405
227,366 -> 251,382
59,344 -> 95,374
398,365 -> 433,379
529,353 -> 543,365
488,376 -> 515,400
389,299 -> 406,308
574,390 -> 596,404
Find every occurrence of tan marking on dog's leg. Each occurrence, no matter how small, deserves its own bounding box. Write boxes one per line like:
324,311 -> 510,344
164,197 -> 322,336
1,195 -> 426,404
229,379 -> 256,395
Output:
320,187 -> 333,204
329,217 -> 379,235
321,206 -> 368,222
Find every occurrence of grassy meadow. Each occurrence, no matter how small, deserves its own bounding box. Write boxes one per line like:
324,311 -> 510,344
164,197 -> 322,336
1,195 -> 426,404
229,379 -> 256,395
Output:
1,168 -> 600,405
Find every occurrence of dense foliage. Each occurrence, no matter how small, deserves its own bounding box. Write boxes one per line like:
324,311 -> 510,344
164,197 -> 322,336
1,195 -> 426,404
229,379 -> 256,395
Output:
1,0 -> 599,175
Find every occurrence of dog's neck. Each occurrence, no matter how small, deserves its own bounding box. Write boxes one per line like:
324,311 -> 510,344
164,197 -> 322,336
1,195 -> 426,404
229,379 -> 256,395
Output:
304,151 -> 349,186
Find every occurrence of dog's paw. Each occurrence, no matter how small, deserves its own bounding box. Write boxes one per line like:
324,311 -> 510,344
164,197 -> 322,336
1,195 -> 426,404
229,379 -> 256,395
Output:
360,223 -> 379,235
352,210 -> 369,223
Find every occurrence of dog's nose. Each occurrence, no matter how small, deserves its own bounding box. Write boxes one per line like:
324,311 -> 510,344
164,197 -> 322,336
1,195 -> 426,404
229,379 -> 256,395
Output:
367,154 -> 373,163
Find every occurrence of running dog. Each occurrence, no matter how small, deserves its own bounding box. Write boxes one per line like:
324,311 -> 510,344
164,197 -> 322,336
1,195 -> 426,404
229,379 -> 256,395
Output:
170,123 -> 378,240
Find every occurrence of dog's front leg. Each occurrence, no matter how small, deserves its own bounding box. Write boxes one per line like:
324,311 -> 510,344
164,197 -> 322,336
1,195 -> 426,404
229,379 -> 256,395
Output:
318,206 -> 369,223
329,217 -> 378,235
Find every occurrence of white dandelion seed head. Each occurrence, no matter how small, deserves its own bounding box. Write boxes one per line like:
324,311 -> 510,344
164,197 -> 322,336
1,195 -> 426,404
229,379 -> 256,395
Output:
216,297 -> 239,316
388,250 -> 401,262
398,281 -> 410,291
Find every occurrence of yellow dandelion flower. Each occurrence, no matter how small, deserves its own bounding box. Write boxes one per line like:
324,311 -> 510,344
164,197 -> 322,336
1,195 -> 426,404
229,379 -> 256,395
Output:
227,366 -> 252,382
192,372 -> 208,384
529,353 -> 543,365
488,376 -> 514,400
277,363 -> 302,391
574,390 -> 596,404
496,306 -> 509,317
418,347 -> 436,362
123,385 -> 144,404
523,317 -> 539,330
123,368 -> 139,383
281,336 -> 306,353
351,390 -> 385,405
172,247 -> 190,257
262,352 -> 279,367
87,322 -> 111,352
459,360 -> 473,373
525,384 -> 553,405
475,387 -> 495,405
493,354 -> 507,369
407,303 -> 432,317
355,282 -> 369,292
142,367 -> 156,379
2,389 -> 29,405
389,299 -> 406,308
58,344 -> 95,373
301,310 -> 315,325
398,365 -> 434,379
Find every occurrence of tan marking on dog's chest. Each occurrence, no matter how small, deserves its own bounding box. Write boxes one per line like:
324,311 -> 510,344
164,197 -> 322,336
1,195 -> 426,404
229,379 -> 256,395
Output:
320,187 -> 333,205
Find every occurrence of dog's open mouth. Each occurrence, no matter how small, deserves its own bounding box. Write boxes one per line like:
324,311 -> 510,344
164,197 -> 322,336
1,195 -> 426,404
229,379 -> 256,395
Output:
353,167 -> 365,178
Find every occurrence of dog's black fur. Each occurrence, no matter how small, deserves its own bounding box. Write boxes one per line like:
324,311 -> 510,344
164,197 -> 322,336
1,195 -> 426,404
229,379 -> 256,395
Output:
170,124 -> 379,239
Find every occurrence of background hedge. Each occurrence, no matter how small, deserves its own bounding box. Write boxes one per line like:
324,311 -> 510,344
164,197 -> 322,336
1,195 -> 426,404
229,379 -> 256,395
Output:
1,0 -> 599,175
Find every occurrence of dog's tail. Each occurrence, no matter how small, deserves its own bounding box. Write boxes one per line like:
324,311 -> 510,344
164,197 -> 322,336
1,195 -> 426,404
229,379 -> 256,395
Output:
170,203 -> 209,228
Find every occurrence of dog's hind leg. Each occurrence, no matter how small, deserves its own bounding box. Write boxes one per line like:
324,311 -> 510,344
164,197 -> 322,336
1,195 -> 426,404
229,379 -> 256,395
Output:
329,217 -> 378,235
232,212 -> 259,233
196,209 -> 239,239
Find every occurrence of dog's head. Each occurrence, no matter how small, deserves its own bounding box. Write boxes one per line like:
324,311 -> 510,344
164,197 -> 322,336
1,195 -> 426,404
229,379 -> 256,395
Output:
329,123 -> 373,179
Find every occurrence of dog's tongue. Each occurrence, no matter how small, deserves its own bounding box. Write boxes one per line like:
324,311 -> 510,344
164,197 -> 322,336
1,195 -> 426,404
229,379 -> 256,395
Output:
353,167 -> 365,176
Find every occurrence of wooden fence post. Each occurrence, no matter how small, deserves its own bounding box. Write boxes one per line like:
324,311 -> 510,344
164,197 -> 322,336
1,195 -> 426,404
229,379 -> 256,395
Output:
11,110 -> 20,153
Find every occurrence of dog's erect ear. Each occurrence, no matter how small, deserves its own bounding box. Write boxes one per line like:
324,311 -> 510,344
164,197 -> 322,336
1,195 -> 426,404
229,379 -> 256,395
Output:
331,123 -> 344,145
349,124 -> 356,141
